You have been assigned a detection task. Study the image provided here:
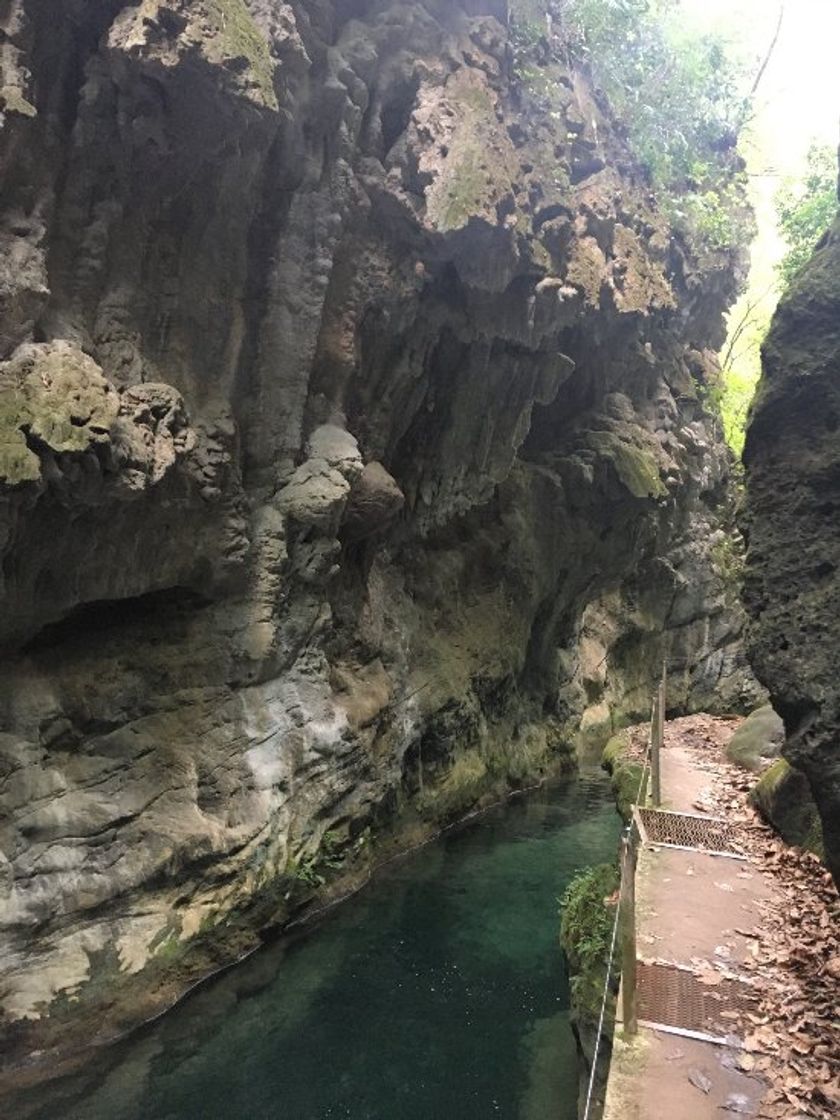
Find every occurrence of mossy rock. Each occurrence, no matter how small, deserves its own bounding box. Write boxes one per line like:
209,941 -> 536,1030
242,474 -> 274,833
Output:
585,430 -> 666,499
204,0 -> 277,109
0,342 -> 119,486
424,71 -> 518,233
751,759 -> 824,859
726,705 -> 784,773
415,748 -> 490,821
602,729 -> 644,821
414,722 -> 574,824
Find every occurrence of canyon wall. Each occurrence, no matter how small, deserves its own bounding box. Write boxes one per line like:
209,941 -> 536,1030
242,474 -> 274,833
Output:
0,0 -> 758,1070
743,204 -> 840,886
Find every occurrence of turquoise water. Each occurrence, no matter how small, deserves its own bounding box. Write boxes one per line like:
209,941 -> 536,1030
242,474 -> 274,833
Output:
16,773 -> 620,1120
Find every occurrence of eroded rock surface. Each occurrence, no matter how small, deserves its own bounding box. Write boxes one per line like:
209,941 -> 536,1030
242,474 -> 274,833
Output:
1,0 -> 759,1067
743,208 -> 840,885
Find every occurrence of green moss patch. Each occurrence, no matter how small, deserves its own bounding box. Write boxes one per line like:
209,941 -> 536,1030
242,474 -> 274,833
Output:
751,759 -> 824,860
203,0 -> 277,109
602,730 -> 645,821
585,430 -> 666,500
0,344 -> 119,486
414,722 -> 575,826
425,73 -> 517,233
0,386 -> 40,485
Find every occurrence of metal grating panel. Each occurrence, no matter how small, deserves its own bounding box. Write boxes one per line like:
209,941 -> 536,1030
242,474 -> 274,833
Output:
638,807 -> 744,856
637,962 -> 757,1037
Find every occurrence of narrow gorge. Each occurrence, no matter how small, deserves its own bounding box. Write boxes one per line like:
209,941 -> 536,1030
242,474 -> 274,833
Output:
0,0 -> 835,1116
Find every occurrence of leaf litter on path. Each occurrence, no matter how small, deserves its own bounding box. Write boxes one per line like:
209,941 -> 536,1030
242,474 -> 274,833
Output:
661,715 -> 840,1120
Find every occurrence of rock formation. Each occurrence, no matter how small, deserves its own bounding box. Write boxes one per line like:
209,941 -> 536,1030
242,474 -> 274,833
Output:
0,0 -> 758,1071
743,204 -> 840,886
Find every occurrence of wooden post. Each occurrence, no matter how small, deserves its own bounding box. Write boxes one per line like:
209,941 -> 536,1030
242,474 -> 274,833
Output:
650,689 -> 662,807
620,832 -> 638,1036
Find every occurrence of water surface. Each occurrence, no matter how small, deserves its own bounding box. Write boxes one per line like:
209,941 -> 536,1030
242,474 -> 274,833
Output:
18,772 -> 620,1120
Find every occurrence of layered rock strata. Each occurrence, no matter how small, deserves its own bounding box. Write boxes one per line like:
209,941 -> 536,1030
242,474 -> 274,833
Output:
0,0 -> 758,1068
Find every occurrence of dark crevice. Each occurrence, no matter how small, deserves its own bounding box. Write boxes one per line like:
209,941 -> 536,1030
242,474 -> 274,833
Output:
379,75 -> 420,155
21,587 -> 212,653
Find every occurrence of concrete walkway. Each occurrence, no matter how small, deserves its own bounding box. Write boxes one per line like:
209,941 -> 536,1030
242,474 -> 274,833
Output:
602,719 -> 781,1120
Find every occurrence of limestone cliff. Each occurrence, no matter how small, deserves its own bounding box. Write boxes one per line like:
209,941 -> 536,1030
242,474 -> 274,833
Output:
0,0 -> 758,1071
743,204 -> 840,886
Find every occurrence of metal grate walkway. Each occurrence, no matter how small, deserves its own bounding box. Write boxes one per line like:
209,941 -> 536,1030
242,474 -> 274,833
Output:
636,961 -> 759,1040
637,806 -> 745,858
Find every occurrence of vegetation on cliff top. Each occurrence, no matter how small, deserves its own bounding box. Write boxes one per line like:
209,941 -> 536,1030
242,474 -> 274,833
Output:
715,141 -> 837,455
775,141 -> 838,292
512,0 -> 754,255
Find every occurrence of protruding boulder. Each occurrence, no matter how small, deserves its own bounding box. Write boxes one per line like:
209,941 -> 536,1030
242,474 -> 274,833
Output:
725,705 -> 784,773
305,424 -> 364,481
342,461 -> 404,540
0,341 -> 119,486
277,459 -> 350,531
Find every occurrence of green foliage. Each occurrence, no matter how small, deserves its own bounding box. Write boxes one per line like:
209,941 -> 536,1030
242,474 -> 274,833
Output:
560,864 -> 618,971
560,863 -> 619,1019
290,830 -> 346,888
775,142 -> 838,291
718,364 -> 755,456
551,0 -> 753,254
688,366 -> 745,456
510,11 -> 544,82
716,281 -> 775,456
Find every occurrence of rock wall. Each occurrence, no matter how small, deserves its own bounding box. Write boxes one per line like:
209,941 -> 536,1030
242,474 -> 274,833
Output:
0,0 -> 758,1071
743,204 -> 840,887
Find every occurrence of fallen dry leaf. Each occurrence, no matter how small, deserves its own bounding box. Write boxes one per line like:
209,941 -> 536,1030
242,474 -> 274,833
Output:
643,714 -> 840,1120
688,1068 -> 712,1094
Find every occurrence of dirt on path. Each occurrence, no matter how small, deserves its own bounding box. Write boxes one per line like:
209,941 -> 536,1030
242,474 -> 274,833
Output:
602,713 -> 839,1120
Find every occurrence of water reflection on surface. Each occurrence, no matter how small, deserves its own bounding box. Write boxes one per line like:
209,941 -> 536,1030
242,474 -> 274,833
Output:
16,772 -> 620,1120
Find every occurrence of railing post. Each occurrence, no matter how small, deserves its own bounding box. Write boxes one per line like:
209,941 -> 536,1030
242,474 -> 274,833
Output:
620,831 -> 638,1036
650,692 -> 662,807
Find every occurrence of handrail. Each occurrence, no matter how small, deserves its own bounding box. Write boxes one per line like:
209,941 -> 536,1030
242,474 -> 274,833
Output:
580,661 -> 666,1120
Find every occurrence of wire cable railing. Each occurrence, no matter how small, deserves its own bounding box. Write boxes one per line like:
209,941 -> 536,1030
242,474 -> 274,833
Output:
580,671 -> 664,1120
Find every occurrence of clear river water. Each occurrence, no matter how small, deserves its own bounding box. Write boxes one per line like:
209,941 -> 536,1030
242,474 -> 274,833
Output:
16,771 -> 621,1120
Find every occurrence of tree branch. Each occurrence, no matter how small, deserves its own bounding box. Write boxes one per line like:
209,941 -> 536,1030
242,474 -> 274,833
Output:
750,5 -> 784,98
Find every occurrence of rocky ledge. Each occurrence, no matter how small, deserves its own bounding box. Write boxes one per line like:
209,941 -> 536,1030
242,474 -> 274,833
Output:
0,0 -> 759,1074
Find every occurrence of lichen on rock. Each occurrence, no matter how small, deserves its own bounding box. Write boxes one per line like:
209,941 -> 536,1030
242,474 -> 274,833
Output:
110,0 -> 279,109
0,342 -> 119,484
